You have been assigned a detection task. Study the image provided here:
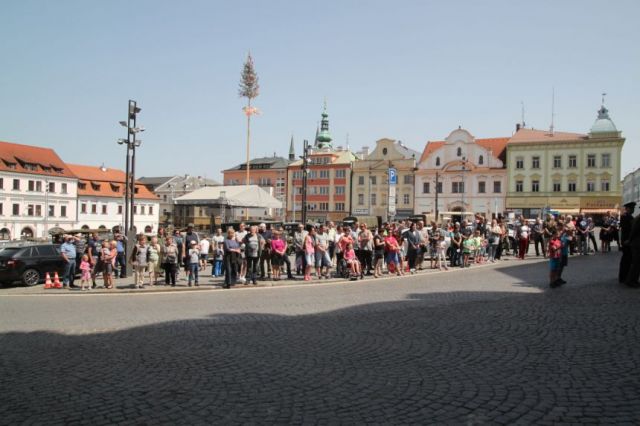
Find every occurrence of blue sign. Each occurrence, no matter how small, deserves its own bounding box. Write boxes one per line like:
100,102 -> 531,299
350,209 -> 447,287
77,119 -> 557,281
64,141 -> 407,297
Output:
388,168 -> 397,185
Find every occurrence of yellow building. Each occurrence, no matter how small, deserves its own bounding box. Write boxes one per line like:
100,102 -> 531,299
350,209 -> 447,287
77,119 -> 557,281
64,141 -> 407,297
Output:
505,103 -> 624,218
351,139 -> 418,221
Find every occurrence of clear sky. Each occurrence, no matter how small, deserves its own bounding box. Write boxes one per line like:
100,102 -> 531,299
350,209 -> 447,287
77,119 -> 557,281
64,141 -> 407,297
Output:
1,0 -> 639,181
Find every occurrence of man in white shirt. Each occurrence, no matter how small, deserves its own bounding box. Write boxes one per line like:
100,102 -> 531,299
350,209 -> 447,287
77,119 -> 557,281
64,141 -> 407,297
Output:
235,222 -> 248,283
199,236 -> 210,271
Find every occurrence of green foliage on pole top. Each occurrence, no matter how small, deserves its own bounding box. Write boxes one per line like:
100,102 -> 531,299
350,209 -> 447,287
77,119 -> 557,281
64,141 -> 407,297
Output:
239,53 -> 260,100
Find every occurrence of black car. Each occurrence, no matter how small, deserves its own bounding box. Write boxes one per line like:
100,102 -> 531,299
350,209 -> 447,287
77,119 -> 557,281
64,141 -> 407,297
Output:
0,244 -> 67,287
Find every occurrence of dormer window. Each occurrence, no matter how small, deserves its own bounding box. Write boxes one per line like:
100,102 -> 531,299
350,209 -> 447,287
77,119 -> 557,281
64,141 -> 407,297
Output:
3,160 -> 17,169
478,155 -> 484,165
456,147 -> 462,157
78,183 -> 87,190
91,183 -> 100,191
435,157 -> 440,166
110,183 -> 120,192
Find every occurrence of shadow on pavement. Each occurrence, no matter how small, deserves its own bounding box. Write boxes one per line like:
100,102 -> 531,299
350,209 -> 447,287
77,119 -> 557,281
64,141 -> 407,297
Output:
1,271 -> 639,424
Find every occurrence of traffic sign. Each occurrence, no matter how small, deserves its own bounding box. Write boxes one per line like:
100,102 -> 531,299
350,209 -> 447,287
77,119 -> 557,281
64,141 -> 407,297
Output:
388,168 -> 397,185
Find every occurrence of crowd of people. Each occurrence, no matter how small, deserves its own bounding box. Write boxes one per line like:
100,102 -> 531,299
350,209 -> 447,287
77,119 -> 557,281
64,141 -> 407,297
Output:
55,206 -> 640,290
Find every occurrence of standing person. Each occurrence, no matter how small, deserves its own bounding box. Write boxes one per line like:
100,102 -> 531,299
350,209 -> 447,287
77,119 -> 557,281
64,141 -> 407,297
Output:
315,225 -> 332,279
130,235 -> 149,289
303,226 -> 317,281
327,221 -> 337,264
384,231 -> 402,276
548,230 -> 563,288
182,226 -> 200,281
60,236 -> 77,289
223,228 -> 241,289
162,237 -> 179,287
212,228 -> 224,277
74,234 -> 86,273
517,217 -> 530,260
243,225 -> 263,285
487,219 -> 501,263
147,236 -> 162,286
114,232 -> 127,278
405,222 -> 420,274
357,224 -> 373,275
87,232 -> 101,288
173,230 -> 184,279
271,231 -> 288,281
101,241 -> 115,289
199,236 -> 210,272
187,241 -> 200,287
372,227 -> 385,278
587,217 -> 598,253
79,254 -> 92,291
235,222 -> 248,284
531,218 -> 545,257
542,214 -> 557,254
462,233 -> 473,268
623,209 -> 640,287
557,226 -> 571,285
294,224 -> 307,276
450,223 -> 462,268
258,224 -> 272,280
576,215 -> 589,255
436,232 -> 448,271
428,222 -> 439,269
619,202 -> 636,283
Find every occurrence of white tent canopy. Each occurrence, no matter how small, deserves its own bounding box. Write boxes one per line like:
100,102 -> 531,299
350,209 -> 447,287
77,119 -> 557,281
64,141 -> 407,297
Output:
174,185 -> 282,209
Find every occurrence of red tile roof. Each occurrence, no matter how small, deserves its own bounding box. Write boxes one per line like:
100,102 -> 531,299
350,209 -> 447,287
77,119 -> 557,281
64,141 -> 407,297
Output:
67,164 -> 159,200
418,137 -> 510,165
0,140 -> 76,178
508,128 -> 587,144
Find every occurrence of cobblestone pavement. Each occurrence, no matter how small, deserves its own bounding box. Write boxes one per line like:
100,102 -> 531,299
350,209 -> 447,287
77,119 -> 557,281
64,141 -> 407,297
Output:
1,252 -> 639,424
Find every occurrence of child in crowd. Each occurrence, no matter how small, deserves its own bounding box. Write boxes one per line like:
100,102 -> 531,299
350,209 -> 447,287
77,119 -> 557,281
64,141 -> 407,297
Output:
548,230 -> 563,288
437,232 -> 448,271
473,230 -> 484,264
79,254 -> 92,291
102,240 -> 114,289
188,241 -> 200,287
462,235 -> 474,268
343,242 -> 362,278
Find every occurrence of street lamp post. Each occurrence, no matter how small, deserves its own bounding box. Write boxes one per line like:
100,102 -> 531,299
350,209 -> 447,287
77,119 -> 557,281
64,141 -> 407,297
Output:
301,139 -> 310,224
461,156 -> 466,214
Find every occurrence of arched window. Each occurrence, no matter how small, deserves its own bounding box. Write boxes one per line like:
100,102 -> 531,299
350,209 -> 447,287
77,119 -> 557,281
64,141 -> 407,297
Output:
456,147 -> 462,157
479,155 -> 484,165
435,157 -> 440,166
0,228 -> 10,240
81,225 -> 90,230
21,227 -> 34,239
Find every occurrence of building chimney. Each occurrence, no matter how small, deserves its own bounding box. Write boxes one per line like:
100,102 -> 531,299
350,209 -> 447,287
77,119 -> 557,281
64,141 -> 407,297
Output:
516,123 -> 521,132
361,146 -> 370,157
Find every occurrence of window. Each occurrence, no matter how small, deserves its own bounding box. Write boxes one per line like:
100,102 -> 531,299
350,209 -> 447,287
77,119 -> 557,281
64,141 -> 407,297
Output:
553,181 -> 561,192
36,181 -> 42,192
13,179 -> 20,190
61,183 -> 68,194
515,181 -> 523,193
319,202 -> 329,211
133,206 -> 137,214
403,193 -> 410,205
28,180 -> 35,191
0,178 -> 3,189
49,205 -> 54,217
403,175 -> 413,184
569,155 -> 577,168
91,204 -> 97,214
601,153 -> 611,168
435,157 -> 440,166
436,182 -> 442,194
149,206 -> 153,215
317,186 -> 328,195
478,181 -> 486,193
531,180 -> 540,192
35,205 -> 42,216
493,181 -> 501,193
371,193 -> 377,205
319,170 -> 329,179
335,169 -> 346,178
478,155 -> 484,165
60,206 -> 67,217
102,205 -> 107,214
27,205 -> 34,216
568,181 -> 577,192
423,182 -> 430,194
118,205 -> 123,214
48,182 -> 55,193
370,176 -> 377,185
553,156 -> 562,168
587,154 -> 596,168
456,147 -> 462,157
601,180 -> 610,192
532,156 -> 540,169
358,194 -> 364,205
452,182 -> 464,193
0,203 -> 2,215
335,186 -> 345,195
358,176 -> 365,185
587,181 -> 595,192
515,157 -> 524,169
335,202 -> 345,211
81,203 -> 87,214
141,206 -> 146,215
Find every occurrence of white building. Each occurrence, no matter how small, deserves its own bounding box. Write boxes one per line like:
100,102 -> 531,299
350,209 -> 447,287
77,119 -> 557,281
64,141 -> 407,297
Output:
415,129 -> 509,220
622,167 -> 640,207
68,164 -> 160,233
0,141 -> 78,240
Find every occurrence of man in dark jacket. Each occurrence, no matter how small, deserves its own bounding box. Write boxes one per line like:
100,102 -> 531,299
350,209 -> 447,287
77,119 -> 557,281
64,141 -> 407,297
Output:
623,203 -> 640,287
619,202 -> 635,283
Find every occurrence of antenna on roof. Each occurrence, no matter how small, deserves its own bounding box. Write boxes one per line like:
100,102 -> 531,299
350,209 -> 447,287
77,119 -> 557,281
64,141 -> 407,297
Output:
549,87 -> 555,135
601,92 -> 607,106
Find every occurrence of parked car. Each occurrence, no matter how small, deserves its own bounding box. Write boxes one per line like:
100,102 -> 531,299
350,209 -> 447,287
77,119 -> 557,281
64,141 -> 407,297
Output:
0,244 -> 67,287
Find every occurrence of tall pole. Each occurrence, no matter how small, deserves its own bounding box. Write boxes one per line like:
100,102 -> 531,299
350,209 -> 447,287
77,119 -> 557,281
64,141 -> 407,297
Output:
302,139 -> 309,224
435,171 -> 439,222
129,100 -> 137,233
461,156 -> 466,214
44,179 -> 49,238
245,98 -> 251,220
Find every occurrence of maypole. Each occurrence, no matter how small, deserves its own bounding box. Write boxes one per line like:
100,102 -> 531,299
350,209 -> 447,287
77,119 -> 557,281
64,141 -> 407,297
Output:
239,52 -> 260,220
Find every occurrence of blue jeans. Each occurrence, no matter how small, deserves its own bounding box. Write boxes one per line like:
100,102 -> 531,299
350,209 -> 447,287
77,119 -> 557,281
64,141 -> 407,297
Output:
64,259 -> 76,286
188,263 -> 199,284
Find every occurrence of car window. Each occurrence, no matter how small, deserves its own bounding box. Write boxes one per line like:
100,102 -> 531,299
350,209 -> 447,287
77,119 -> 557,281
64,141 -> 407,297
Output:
38,245 -> 57,256
0,247 -> 23,257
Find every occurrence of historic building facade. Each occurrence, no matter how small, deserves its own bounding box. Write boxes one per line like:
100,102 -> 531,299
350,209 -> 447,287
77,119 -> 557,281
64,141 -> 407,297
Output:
69,164 -> 159,232
0,141 -> 78,240
622,167 -> 640,208
414,129 -> 509,220
286,106 -> 357,223
352,138 -> 418,221
505,103 -> 625,218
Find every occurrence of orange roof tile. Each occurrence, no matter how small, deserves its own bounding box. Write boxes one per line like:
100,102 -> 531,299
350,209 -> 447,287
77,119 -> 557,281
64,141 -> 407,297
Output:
418,137 -> 510,165
0,140 -> 76,178
67,164 -> 159,200
508,128 -> 587,144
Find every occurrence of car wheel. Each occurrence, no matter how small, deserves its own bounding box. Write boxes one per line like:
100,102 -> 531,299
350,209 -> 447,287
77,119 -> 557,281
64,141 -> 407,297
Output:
22,269 -> 41,287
